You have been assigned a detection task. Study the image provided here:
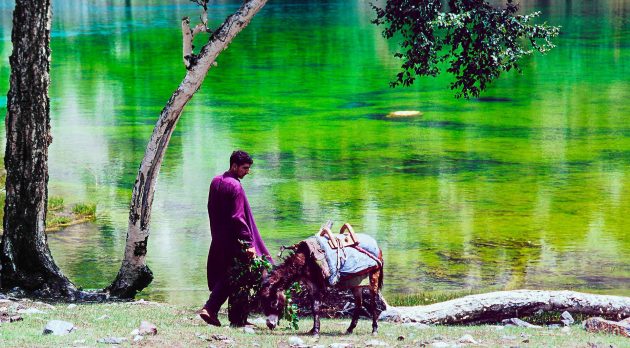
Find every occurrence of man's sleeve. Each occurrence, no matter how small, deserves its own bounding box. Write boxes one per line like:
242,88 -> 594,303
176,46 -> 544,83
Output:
229,186 -> 253,246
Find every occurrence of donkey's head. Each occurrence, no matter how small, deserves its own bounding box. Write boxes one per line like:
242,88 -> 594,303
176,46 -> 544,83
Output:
259,278 -> 286,330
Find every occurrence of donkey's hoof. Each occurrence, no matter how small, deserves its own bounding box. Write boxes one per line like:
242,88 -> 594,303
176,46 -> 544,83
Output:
371,331 -> 378,336
345,329 -> 354,335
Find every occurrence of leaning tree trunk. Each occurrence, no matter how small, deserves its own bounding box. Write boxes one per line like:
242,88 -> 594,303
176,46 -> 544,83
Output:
385,290 -> 630,324
0,0 -> 78,298
105,0 -> 269,298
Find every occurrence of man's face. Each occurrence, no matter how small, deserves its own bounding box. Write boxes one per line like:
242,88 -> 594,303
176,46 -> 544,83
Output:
232,163 -> 251,179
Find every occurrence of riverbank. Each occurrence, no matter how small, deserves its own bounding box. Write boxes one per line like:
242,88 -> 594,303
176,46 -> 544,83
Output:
0,298 -> 626,347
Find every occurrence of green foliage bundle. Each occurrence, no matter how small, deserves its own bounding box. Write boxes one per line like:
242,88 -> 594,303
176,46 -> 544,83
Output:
228,246 -> 273,317
283,281 -> 302,330
372,0 -> 560,98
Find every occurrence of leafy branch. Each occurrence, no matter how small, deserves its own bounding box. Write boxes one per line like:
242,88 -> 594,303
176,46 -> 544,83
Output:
372,0 -> 560,98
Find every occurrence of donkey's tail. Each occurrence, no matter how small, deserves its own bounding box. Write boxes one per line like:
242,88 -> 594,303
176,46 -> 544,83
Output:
377,249 -> 384,290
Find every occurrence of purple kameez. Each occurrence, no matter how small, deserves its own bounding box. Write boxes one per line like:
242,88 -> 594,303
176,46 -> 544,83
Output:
206,171 -> 272,289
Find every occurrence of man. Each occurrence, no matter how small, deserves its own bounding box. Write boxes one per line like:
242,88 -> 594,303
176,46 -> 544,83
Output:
199,150 -> 272,327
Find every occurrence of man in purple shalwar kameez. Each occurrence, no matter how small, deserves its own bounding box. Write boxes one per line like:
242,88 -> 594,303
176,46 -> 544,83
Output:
199,150 -> 272,327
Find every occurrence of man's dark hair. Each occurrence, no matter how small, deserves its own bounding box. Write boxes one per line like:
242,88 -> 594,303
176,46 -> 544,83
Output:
230,150 -> 253,166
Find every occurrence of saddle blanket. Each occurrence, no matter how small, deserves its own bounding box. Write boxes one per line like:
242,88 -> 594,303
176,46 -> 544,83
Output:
308,233 -> 380,286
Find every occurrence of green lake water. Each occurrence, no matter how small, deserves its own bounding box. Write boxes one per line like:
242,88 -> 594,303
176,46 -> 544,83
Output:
0,0 -> 628,304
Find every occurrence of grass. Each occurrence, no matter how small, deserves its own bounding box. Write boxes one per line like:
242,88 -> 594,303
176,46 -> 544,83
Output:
71,203 -> 96,218
47,196 -> 64,211
0,301 -> 627,348
46,216 -> 72,226
387,289 -> 480,307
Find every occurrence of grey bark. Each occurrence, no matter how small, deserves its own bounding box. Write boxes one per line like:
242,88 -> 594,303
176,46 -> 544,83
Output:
0,0 -> 77,298
386,290 -> 630,324
105,0 -> 269,298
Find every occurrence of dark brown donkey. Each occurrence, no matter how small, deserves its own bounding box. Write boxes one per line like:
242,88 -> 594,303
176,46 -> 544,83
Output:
259,237 -> 384,335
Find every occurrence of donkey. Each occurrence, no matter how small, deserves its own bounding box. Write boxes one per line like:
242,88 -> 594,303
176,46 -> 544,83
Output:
259,236 -> 384,335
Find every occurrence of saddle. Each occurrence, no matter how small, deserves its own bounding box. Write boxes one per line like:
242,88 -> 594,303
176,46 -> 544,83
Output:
318,222 -> 358,249
317,221 -> 382,268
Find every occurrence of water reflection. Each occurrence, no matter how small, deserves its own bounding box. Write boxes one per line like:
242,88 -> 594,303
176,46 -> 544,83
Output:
0,0 -> 628,303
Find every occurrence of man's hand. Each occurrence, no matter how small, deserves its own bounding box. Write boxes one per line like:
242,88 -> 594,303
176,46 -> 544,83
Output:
246,247 -> 256,259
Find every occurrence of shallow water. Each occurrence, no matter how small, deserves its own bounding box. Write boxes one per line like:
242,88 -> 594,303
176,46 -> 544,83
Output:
0,0 -> 628,304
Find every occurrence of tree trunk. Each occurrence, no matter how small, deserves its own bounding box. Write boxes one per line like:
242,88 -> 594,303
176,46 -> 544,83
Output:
0,0 -> 77,298
383,290 -> 630,324
105,0 -> 269,298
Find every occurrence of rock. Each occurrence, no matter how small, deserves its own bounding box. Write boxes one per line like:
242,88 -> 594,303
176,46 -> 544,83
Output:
501,335 -> 517,341
501,318 -> 541,328
583,317 -> 630,337
548,324 -> 561,329
250,317 -> 267,326
378,308 -> 401,322
211,334 -> 231,341
133,335 -> 144,342
430,342 -> 452,348
561,326 -> 571,333
403,322 -> 430,329
619,317 -> 630,325
18,308 -> 45,314
458,334 -> 477,344
97,337 -> 127,344
288,336 -> 305,346
96,314 -> 109,320
329,344 -> 352,348
34,301 -> 55,309
43,320 -> 75,335
242,326 -> 256,334
0,313 -> 22,323
386,110 -> 423,118
138,320 -> 157,335
130,329 -> 140,336
365,339 -> 387,346
67,304 -> 77,309
561,311 -> 574,326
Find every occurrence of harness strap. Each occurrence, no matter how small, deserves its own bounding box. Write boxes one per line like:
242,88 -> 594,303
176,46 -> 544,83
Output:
352,245 -> 382,268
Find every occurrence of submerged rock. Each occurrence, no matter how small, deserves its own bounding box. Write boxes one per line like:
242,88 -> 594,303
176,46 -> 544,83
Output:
386,110 -> 423,118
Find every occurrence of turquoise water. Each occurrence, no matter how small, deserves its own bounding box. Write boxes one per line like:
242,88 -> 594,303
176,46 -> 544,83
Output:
0,0 -> 628,304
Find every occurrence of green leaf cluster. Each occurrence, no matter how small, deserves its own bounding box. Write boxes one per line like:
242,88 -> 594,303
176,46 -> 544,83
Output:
372,0 -> 560,98
282,281 -> 303,330
228,249 -> 273,316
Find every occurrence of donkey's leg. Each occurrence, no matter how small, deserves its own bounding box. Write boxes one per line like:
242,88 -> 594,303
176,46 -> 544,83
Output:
369,271 -> 380,335
307,283 -> 323,336
346,287 -> 363,334
310,296 -> 321,335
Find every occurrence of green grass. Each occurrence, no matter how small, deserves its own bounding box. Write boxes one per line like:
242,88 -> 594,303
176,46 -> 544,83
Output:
387,290 -> 481,307
46,216 -> 72,226
0,301 -> 627,348
71,203 -> 96,218
47,196 -> 64,211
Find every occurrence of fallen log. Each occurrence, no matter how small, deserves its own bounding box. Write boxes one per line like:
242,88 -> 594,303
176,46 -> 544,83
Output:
383,290 -> 630,325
